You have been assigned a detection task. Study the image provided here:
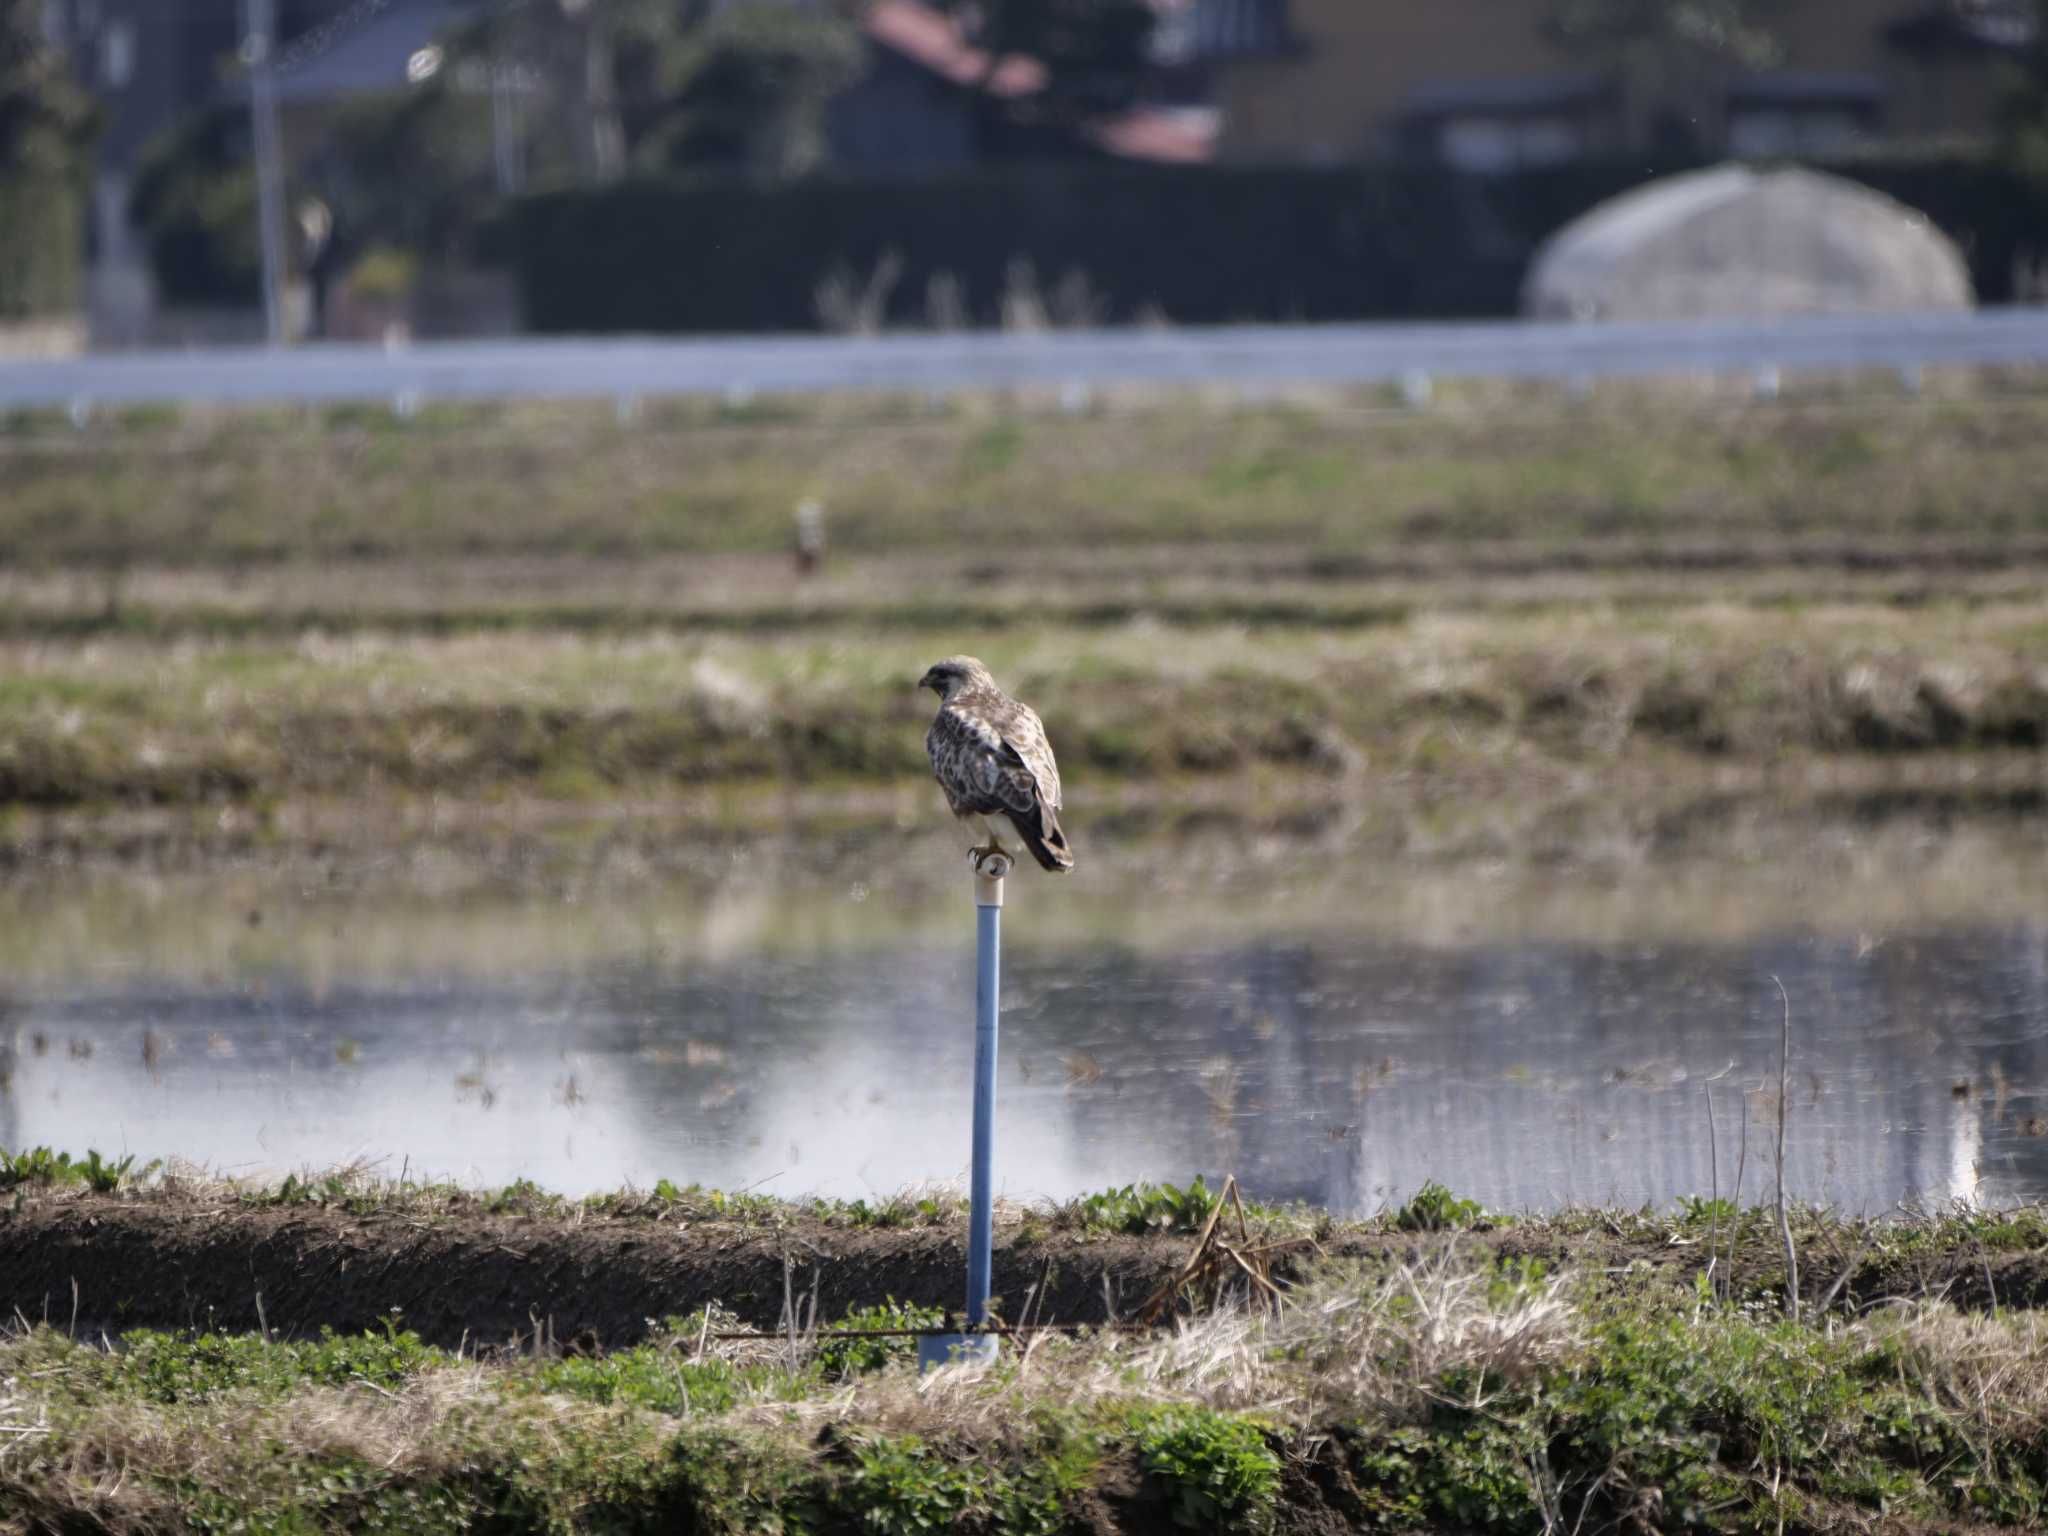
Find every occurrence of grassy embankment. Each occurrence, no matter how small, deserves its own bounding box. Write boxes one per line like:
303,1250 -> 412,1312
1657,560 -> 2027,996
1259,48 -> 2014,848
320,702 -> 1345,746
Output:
1,386 -> 2046,820
8,380 -> 2048,573
4,1159 -> 2048,1534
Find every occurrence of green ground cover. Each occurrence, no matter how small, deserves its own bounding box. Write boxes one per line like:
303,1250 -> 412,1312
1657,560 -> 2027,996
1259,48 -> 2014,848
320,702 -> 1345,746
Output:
5,1165 -> 2048,1535
4,387 -> 2047,567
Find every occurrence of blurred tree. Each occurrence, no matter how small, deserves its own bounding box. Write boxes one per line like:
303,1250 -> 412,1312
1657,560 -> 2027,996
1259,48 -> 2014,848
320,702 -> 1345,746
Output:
130,109 -> 261,306
642,3 -> 862,174
131,89 -> 498,316
466,0 -> 859,181
945,0 -> 1156,133
307,77 -> 500,261
1997,0 -> 2048,191
0,0 -> 95,317
465,0 -> 677,183
1539,0 -> 1790,154
0,0 -> 92,168
125,1 -> 864,319
290,69 -> 504,323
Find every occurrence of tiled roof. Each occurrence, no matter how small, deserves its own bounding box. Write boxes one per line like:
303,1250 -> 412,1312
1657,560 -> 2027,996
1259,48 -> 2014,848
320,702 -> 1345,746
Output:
221,0 -> 473,104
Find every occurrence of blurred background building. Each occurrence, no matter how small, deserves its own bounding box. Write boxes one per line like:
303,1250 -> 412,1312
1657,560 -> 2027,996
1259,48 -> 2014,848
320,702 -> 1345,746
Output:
5,0 -> 2045,349
1223,0 -> 2033,167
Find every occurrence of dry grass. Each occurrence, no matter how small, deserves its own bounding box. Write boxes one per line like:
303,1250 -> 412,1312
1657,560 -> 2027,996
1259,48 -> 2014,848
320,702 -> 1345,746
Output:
18,1375 -> 479,1526
9,1244 -> 2048,1534
0,1364 -> 682,1536
0,599 -> 2043,816
1873,1306 -> 2048,1435
5,389 -> 2048,572
6,1151 -> 2048,1529
747,1253 -> 1582,1443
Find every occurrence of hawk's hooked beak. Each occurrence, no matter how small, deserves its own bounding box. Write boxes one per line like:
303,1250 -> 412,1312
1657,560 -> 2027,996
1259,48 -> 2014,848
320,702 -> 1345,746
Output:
918,668 -> 942,696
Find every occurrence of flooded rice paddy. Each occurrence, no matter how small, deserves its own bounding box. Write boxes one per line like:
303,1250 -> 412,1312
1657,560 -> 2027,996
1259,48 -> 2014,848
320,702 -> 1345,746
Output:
4,796 -> 2047,1215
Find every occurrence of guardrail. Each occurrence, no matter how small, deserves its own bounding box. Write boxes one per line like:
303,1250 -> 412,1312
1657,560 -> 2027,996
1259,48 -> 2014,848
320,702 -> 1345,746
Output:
4,308 -> 2048,409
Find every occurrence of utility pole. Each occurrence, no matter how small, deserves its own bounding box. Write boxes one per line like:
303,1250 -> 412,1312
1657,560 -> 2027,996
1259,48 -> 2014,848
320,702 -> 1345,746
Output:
491,59 -> 526,195
243,0 -> 289,345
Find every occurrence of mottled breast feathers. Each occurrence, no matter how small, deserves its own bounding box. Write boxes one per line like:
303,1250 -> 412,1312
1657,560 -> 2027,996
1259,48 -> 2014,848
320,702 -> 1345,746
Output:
925,671 -> 1072,873
926,685 -> 1060,817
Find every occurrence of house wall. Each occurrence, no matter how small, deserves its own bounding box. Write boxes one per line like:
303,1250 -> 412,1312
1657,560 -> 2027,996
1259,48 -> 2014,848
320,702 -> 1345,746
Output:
1220,1 -> 1569,163
1757,1 -> 2006,142
1218,0 -> 2016,164
57,0 -> 440,344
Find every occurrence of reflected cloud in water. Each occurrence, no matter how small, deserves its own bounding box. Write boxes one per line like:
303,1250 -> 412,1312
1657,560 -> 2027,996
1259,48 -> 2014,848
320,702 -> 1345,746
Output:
7,916 -> 2048,1215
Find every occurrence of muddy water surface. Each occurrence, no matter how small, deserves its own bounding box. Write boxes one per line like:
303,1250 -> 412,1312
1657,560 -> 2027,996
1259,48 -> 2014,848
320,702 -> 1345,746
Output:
5,800 -> 2047,1215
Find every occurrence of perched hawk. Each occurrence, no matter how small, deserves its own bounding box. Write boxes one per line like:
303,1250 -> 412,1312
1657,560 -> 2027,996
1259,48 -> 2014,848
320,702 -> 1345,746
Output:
920,656 -> 1073,873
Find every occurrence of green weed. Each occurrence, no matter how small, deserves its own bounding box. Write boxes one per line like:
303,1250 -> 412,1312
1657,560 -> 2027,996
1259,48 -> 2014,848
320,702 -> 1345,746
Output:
1485,1255 -> 1552,1305
0,1145 -> 149,1192
1349,1421 -> 1541,1531
812,1192 -> 957,1230
623,1179 -> 786,1224
0,1146 -> 77,1187
816,1299 -> 946,1378
255,1172 -> 354,1208
110,1326 -> 436,1404
1392,1181 -> 1487,1232
664,1426 -> 821,1535
534,1349 -> 763,1417
1675,1193 -> 1740,1229
1135,1408 -> 1281,1532
837,1434 -> 989,1534
1061,1177 -> 1222,1236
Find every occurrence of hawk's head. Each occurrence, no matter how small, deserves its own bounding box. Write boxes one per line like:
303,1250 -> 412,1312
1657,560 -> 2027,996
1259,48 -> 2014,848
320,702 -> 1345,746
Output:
919,656 -> 993,702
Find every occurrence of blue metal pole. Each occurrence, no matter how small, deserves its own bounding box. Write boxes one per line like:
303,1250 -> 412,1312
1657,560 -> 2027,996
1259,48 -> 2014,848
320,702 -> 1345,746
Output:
967,894 -> 1000,1326
919,854 -> 1008,1371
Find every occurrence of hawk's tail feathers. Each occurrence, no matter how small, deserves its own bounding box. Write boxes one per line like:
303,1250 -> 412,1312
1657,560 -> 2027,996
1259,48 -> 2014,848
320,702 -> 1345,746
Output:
1011,802 -> 1074,874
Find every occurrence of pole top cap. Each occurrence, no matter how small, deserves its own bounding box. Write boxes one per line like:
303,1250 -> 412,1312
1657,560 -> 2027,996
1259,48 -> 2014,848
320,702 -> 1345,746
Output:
971,848 -> 1010,906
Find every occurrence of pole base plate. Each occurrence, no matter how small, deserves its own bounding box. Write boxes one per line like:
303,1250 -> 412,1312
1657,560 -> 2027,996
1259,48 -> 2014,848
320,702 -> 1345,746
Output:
917,1332 -> 1002,1372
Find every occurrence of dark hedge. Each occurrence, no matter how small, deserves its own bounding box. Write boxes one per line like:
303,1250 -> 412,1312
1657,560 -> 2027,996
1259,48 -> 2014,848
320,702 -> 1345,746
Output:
496,155 -> 2047,334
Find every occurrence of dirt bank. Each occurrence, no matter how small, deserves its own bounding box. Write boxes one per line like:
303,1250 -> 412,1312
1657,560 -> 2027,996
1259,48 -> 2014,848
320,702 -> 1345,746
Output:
4,1194 -> 2042,1348
0,1197 -> 1189,1347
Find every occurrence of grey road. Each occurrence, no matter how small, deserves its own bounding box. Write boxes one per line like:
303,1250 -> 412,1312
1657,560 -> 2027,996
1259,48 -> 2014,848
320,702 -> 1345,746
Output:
5,307 -> 2048,408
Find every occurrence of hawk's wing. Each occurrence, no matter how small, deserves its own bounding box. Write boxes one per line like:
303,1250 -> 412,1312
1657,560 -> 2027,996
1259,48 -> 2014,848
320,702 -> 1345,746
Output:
999,701 -> 1061,811
928,698 -> 1059,816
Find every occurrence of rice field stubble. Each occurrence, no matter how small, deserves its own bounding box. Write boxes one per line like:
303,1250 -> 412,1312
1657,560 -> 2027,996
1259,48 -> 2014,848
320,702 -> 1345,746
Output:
0,604 -> 2041,813
2,388 -> 2046,832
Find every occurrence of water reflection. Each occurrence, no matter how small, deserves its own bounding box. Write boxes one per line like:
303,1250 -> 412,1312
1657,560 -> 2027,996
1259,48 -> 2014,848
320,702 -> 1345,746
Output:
7,911 -> 2047,1214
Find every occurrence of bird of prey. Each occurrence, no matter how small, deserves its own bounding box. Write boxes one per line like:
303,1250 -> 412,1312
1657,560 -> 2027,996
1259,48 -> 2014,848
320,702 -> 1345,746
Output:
920,656 -> 1073,873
